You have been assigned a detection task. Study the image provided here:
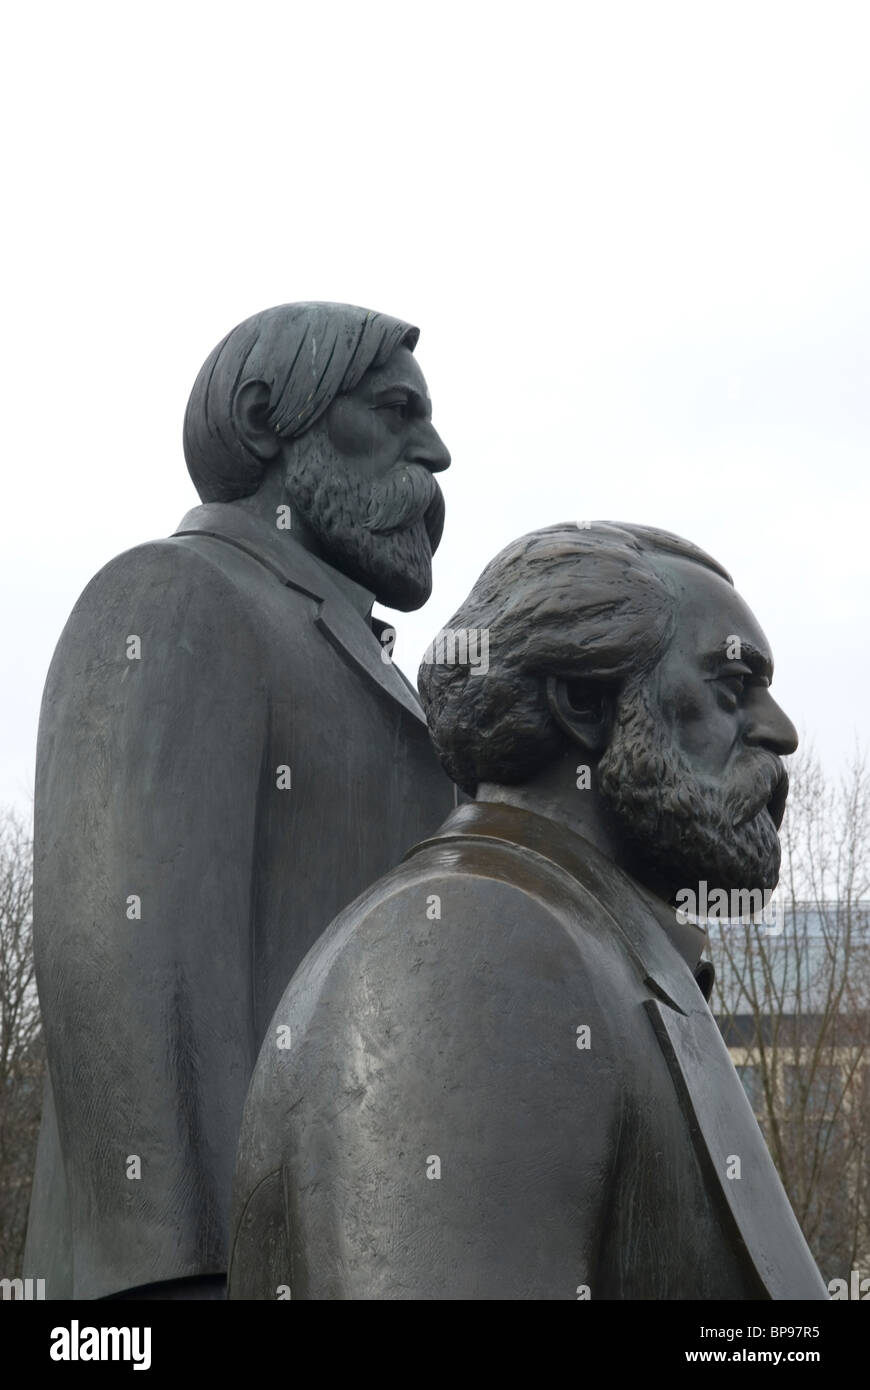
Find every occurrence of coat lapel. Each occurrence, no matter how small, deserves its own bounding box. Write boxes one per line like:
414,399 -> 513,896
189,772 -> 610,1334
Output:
313,598 -> 424,721
593,856 -> 828,1298
174,504 -> 426,724
645,998 -> 829,1299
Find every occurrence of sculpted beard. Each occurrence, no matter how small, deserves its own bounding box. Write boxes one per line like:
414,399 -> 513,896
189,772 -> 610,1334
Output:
283,429 -> 444,610
596,681 -> 787,898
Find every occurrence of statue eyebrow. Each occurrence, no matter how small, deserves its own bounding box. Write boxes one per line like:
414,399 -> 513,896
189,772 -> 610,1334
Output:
703,639 -> 773,681
372,383 -> 431,412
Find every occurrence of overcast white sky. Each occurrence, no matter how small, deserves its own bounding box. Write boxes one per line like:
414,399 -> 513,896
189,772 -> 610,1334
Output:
2,1 -> 868,816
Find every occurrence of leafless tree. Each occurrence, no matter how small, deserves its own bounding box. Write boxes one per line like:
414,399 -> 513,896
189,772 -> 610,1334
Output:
0,808 -> 43,1274
709,746 -> 870,1284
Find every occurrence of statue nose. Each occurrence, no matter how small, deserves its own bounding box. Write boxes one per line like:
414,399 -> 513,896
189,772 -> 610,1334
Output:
744,694 -> 798,756
407,422 -> 451,474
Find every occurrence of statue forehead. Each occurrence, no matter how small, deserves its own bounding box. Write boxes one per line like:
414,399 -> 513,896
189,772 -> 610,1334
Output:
658,555 -> 773,663
349,344 -> 430,401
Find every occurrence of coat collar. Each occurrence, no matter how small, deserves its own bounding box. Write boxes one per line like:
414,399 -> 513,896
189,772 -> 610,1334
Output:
410,800 -> 712,1013
173,503 -> 426,724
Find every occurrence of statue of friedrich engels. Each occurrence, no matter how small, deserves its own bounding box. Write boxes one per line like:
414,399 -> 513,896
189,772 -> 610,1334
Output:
25,302 -> 458,1300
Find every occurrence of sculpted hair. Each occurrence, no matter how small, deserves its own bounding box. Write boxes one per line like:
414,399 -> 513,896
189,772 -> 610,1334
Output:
417,522 -> 732,794
183,302 -> 419,502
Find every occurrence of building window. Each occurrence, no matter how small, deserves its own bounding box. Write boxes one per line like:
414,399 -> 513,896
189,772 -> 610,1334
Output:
783,1063 -> 842,1117
736,1063 -> 764,1112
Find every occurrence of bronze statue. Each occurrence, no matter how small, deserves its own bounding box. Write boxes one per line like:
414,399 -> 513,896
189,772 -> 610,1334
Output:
25,303 -> 457,1299
229,522 -> 828,1300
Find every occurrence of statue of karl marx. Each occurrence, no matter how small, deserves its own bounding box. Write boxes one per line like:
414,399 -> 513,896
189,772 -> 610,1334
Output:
229,522 -> 828,1301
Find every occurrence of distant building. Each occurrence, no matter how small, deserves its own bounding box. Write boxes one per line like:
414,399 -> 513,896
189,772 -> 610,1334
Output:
706,901 -> 870,1283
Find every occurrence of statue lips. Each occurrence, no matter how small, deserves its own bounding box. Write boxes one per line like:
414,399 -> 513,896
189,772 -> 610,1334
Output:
766,768 -> 789,830
422,481 -> 446,553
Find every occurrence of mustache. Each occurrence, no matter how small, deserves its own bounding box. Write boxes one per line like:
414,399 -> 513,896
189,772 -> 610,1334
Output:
730,754 -> 789,830
364,464 -> 445,550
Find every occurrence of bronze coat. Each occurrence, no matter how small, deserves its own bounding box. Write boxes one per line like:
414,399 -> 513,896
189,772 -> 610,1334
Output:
25,503 -> 456,1299
229,801 -> 828,1300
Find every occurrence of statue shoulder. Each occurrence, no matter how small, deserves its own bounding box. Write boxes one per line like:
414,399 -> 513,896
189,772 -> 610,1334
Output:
41,535 -> 272,723
283,851 -> 625,1064
337,838 -> 627,974
68,534 -> 248,616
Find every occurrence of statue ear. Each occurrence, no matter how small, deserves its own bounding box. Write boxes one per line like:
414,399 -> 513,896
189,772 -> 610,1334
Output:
234,379 -> 282,462
545,676 -> 612,757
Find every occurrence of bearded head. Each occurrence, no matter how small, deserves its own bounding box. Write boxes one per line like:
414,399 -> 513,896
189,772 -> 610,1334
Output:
596,678 -> 788,897
419,522 -> 797,905
183,300 -> 450,611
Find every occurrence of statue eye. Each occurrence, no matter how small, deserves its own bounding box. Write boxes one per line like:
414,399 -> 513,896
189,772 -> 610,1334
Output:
716,673 -> 745,706
377,399 -> 410,420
